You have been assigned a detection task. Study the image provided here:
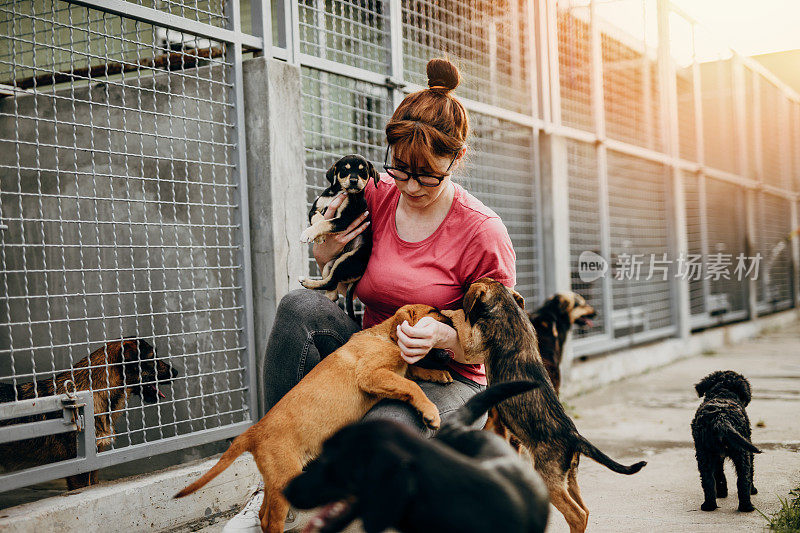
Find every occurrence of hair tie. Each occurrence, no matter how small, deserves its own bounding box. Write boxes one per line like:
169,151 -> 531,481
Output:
429,85 -> 450,91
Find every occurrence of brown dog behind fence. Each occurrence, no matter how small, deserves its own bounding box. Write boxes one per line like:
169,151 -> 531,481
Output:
0,338 -> 178,489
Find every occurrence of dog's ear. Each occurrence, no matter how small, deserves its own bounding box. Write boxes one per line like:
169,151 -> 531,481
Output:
426,307 -> 454,329
463,286 -> 488,324
366,159 -> 380,187
358,445 -> 416,533
389,306 -> 416,343
694,372 -> 719,398
325,161 -> 338,186
509,288 -> 525,309
728,374 -> 752,406
121,339 -> 143,361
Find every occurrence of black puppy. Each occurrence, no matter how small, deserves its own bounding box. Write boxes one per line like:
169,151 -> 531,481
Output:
300,155 -> 379,309
284,381 -> 550,533
691,370 -> 761,512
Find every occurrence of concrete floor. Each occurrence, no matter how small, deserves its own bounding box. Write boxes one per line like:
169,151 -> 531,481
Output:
194,321 -> 800,533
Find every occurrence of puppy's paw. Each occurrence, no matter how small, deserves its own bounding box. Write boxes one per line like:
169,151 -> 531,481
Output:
406,367 -> 453,384
420,403 -> 441,430
300,227 -> 318,243
750,485 -> 758,495
700,501 -> 718,512
737,502 -> 755,512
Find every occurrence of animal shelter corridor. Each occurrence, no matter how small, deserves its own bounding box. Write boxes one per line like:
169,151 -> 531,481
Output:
1,0 -> 799,531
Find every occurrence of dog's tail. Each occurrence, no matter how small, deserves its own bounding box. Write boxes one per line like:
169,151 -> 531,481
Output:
174,431 -> 251,498
714,419 -> 762,454
449,380 -> 539,429
576,436 -> 647,475
346,283 -> 357,321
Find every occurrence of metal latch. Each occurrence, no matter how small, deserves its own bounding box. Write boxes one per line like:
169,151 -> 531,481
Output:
61,380 -> 85,432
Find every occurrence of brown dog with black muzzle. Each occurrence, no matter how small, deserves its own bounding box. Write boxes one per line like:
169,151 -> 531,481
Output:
448,278 -> 646,533
174,304 -> 453,533
0,338 -> 177,489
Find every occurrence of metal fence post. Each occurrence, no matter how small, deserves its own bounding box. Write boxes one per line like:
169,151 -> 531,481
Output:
792,201 -> 800,308
242,57 -> 306,417
657,0 -> 690,339
539,0 -> 572,299
590,0 -> 614,341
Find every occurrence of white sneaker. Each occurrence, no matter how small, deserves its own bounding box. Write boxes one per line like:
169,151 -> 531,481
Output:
222,483 -> 300,533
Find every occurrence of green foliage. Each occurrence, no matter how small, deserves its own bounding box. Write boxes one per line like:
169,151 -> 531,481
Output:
760,486 -> 800,532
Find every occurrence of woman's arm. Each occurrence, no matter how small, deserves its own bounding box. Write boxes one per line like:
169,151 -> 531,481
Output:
311,192 -> 371,270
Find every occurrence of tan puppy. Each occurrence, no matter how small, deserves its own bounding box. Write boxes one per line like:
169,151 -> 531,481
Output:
174,305 -> 453,533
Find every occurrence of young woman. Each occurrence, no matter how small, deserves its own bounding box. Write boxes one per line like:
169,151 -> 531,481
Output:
223,58 -> 516,533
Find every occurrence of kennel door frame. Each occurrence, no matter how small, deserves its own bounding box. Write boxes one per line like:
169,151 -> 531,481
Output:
0,0 -> 262,490
0,390 -> 98,491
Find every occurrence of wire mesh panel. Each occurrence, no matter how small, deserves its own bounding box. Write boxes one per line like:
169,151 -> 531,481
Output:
0,0 -> 250,480
759,78 -> 785,188
556,0 -> 593,132
704,178 -> 747,319
464,113 -> 539,307
300,66 -> 392,298
697,47 -> 737,174
298,0 -> 390,74
606,150 -> 673,338
402,0 -> 534,116
566,139 -> 604,339
755,192 -> 794,313
598,0 -> 662,152
670,11 -> 697,162
743,66 -> 759,179
128,0 -> 227,27
683,173 -> 704,318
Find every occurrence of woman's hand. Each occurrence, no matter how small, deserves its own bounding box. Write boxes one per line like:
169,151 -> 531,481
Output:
395,317 -> 466,364
312,192 -> 370,269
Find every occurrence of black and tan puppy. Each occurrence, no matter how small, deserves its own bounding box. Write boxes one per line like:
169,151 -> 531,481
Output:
175,305 -> 454,533
692,370 -> 760,512
484,291 -> 596,450
299,155 -> 378,305
453,278 -> 646,533
0,338 -> 177,489
284,380 -> 550,533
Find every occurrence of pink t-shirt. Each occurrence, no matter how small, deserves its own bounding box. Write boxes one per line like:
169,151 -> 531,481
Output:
356,173 -> 516,385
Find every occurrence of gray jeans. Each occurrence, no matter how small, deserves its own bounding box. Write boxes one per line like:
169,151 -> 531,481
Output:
262,289 -> 486,436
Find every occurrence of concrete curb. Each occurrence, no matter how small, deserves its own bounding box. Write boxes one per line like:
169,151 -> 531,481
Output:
0,455 -> 259,533
563,308 -> 800,397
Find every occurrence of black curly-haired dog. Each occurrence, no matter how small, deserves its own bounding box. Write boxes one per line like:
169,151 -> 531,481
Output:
691,370 -> 761,512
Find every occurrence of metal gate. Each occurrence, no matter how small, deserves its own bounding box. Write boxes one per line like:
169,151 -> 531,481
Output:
0,0 -> 260,491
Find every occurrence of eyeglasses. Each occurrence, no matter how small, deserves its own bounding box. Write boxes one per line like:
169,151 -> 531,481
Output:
383,145 -> 460,187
